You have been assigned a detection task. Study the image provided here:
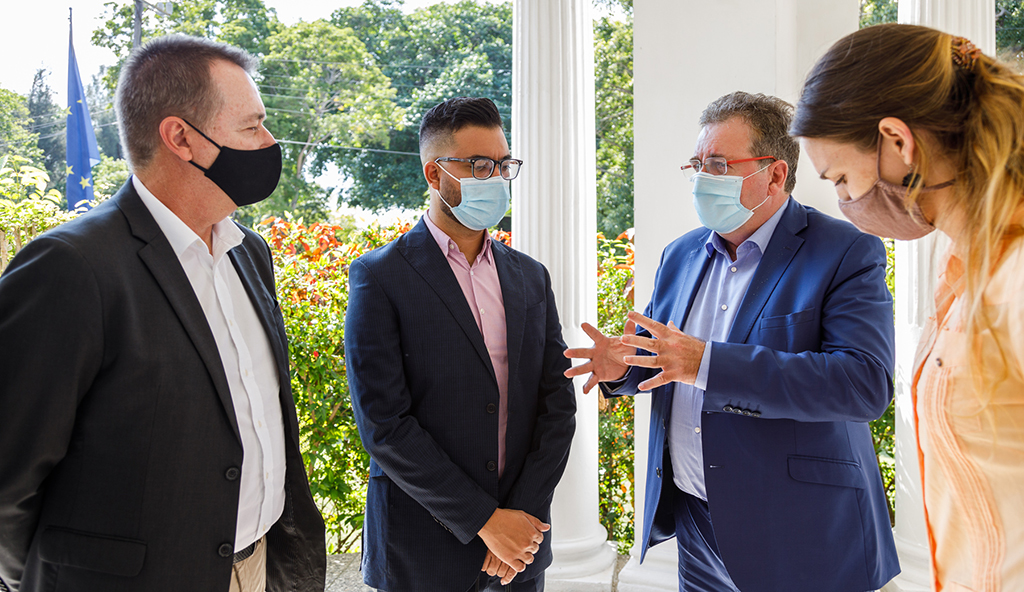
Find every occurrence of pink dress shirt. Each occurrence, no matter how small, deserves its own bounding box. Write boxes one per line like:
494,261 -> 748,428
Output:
423,213 -> 510,477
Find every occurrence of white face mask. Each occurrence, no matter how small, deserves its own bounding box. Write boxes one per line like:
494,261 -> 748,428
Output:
690,166 -> 771,234
436,167 -> 511,231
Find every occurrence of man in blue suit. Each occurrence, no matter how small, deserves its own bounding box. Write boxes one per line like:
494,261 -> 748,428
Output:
346,97 -> 576,592
566,92 -> 899,591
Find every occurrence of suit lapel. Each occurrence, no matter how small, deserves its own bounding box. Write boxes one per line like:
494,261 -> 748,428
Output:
397,219 -> 496,382
116,183 -> 241,442
727,200 -> 806,343
493,241 -> 524,388
673,233 -> 715,327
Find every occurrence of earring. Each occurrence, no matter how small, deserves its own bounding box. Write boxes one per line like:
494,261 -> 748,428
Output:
902,171 -> 922,188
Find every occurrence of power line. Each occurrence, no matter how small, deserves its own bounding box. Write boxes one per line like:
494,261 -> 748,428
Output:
276,137 -> 419,155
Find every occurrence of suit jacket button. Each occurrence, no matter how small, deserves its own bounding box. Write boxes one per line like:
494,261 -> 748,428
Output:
753,412 -> 762,418
225,467 -> 240,481
486,403 -> 497,414
487,461 -> 497,472
218,543 -> 234,558
656,467 -> 662,478
742,410 -> 752,417
734,408 -> 743,414
723,405 -> 734,413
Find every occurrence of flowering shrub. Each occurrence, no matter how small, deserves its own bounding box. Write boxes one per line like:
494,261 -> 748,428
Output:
596,231 -> 635,551
0,156 -> 79,272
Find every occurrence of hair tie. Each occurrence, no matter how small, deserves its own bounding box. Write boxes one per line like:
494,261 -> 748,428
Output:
951,36 -> 981,71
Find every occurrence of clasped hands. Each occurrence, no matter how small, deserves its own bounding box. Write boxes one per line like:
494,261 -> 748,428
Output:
477,507 -> 549,585
563,311 -> 706,392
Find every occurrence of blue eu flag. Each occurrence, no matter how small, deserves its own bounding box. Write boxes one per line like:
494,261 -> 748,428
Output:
66,18 -> 100,211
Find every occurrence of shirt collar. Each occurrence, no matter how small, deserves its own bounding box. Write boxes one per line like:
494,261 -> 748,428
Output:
704,196 -> 792,258
423,211 -> 493,263
133,175 -> 243,258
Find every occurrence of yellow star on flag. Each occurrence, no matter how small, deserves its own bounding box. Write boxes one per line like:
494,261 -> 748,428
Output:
66,164 -> 74,176
79,176 -> 92,189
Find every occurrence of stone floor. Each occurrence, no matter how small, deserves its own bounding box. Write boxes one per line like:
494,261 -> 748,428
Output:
326,554 -> 631,592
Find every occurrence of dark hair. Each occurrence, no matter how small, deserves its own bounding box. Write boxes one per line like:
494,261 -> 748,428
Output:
115,34 -> 258,170
418,97 -> 504,162
700,92 -> 800,193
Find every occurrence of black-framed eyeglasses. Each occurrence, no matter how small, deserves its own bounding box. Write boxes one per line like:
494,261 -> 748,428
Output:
681,155 -> 775,177
435,157 -> 523,180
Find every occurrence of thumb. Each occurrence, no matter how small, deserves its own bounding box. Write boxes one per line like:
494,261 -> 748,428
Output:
526,513 -> 551,532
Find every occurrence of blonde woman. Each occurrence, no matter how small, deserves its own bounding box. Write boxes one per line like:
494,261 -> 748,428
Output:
793,23 -> 1024,592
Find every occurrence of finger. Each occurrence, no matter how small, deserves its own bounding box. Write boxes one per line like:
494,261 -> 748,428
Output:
563,361 -> 594,378
580,322 -> 607,342
624,317 -> 637,336
525,513 -> 550,532
623,354 -> 663,368
522,551 -> 535,565
627,311 -> 670,338
583,374 -> 599,394
496,562 -> 514,579
511,559 -> 526,573
638,372 -> 671,391
563,347 -> 595,360
620,334 -> 659,353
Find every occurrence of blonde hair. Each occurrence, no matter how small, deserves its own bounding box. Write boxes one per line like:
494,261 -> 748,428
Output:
792,23 -> 1024,399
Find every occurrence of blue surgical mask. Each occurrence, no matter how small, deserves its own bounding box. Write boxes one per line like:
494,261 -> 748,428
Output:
436,167 -> 511,231
690,167 -> 771,234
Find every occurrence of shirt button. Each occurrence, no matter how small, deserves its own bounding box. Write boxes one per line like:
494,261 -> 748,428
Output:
730,267 -> 737,272
243,369 -> 249,377
721,304 -> 728,311
218,543 -> 234,558
935,357 -> 943,367
487,461 -> 497,472
229,319 -> 235,327
257,420 -> 263,428
479,308 -> 485,315
694,427 -> 701,434
448,243 -> 454,249
470,271 -> 475,276
265,471 -> 270,479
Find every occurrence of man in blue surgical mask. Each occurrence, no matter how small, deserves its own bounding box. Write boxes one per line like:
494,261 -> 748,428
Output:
346,97 -> 576,592
565,92 -> 900,592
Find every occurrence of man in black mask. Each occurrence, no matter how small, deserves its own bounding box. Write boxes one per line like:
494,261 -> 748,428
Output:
0,35 -> 325,592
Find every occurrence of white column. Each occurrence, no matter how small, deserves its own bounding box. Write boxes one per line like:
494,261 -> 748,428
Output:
511,0 -> 618,589
625,0 -> 859,589
883,4 -> 995,591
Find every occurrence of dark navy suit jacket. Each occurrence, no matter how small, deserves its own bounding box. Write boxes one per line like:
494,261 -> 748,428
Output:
608,199 -> 899,592
346,218 -> 576,592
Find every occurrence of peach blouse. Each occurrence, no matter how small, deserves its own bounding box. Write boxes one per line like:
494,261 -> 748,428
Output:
912,239 -> 1024,592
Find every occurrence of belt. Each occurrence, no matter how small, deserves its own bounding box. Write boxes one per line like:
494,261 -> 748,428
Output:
233,541 -> 257,565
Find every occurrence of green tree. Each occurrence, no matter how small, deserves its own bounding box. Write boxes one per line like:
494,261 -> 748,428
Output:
330,0 -> 513,212
859,0 -> 897,28
27,70 -> 68,194
253,20 -> 404,223
87,67 -> 123,160
0,88 -> 44,169
595,16 -> 634,237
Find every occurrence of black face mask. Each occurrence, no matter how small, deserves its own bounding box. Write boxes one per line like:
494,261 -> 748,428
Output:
182,118 -> 282,207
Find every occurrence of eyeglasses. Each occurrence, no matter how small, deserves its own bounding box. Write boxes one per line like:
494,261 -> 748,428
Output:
681,156 -> 775,177
435,157 -> 523,181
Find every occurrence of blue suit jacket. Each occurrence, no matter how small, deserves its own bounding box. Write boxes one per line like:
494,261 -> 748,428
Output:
609,200 -> 899,592
346,218 -> 576,592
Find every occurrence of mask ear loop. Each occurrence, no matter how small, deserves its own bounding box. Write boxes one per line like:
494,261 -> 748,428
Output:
744,161 -> 774,212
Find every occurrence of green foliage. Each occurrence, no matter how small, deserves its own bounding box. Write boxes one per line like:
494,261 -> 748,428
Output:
87,67 -> 123,160
0,87 -> 44,166
330,0 -> 512,212
596,231 -> 635,550
859,0 -> 897,28
91,155 -> 130,202
870,237 -> 896,525
0,156 -> 78,271
27,70 -> 68,194
595,17 -> 634,237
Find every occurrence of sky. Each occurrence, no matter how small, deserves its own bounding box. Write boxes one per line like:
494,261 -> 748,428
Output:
0,0 -> 457,105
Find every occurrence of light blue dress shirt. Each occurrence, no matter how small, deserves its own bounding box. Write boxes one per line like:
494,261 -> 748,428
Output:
669,198 -> 791,500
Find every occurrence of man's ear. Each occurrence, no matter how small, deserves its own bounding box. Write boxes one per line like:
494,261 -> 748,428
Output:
423,160 -> 442,191
767,159 -> 789,196
878,117 -> 916,168
158,117 -> 196,163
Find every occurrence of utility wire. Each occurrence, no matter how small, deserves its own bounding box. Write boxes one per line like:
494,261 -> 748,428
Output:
277,138 -> 419,156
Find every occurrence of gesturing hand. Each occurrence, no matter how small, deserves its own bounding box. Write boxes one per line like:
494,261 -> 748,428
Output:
481,549 -> 518,585
563,319 -> 637,393
621,311 -> 706,390
477,508 -> 549,575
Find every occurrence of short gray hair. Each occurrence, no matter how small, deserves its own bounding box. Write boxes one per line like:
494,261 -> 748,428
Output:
699,92 -> 799,194
114,34 -> 258,170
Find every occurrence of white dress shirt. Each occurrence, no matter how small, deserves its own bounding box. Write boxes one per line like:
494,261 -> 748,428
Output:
133,176 -> 286,551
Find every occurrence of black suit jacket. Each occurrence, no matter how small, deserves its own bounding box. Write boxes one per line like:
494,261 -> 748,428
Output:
0,181 -> 326,591
346,218 -> 576,592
